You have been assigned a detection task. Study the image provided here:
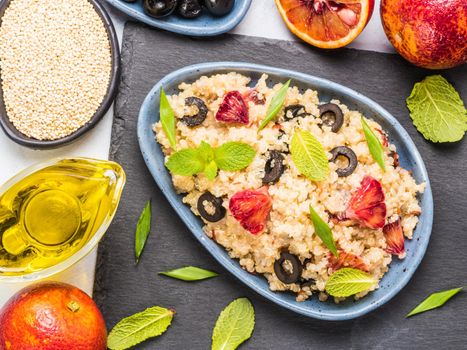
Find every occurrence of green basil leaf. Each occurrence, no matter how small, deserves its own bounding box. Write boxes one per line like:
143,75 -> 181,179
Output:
309,205 -> 338,258
406,75 -> 467,143
107,306 -> 174,350
291,129 -> 329,181
214,142 -> 256,171
407,287 -> 463,317
166,148 -> 205,176
325,268 -> 377,297
212,298 -> 255,350
135,200 -> 151,264
362,117 -> 386,171
160,88 -> 176,150
258,79 -> 291,131
159,266 -> 218,281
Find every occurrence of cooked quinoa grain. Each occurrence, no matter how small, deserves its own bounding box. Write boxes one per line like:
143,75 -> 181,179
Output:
154,73 -> 425,302
0,0 -> 112,140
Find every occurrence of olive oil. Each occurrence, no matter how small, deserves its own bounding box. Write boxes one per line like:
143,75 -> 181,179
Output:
0,158 -> 125,276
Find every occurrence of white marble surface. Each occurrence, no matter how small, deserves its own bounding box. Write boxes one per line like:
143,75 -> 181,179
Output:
0,0 -> 392,303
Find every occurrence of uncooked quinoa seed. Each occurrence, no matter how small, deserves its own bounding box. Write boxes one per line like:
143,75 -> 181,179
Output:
0,0 -> 112,140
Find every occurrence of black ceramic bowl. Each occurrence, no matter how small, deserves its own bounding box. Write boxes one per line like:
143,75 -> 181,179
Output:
0,0 -> 121,149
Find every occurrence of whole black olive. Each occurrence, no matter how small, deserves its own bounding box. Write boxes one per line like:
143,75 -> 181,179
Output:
178,0 -> 203,18
197,192 -> 226,222
204,0 -> 234,16
263,151 -> 285,184
284,104 -> 308,120
330,146 -> 358,177
181,96 -> 208,127
144,0 -> 178,18
274,252 -> 302,284
318,103 -> 344,133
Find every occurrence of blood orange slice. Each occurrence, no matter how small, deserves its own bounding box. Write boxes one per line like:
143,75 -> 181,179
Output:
275,0 -> 375,49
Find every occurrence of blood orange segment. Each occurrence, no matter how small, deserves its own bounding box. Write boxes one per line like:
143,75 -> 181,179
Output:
275,0 -> 375,49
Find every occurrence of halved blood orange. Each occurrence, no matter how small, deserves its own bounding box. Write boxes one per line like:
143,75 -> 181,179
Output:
275,0 -> 375,49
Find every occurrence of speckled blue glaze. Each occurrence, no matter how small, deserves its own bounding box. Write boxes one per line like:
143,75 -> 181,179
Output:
104,0 -> 251,36
137,62 -> 433,321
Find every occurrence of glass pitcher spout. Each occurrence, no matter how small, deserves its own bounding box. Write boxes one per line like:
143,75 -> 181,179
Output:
0,158 -> 125,277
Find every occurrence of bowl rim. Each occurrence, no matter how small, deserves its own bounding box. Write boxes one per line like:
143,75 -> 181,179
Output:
103,0 -> 252,37
0,157 -> 126,283
0,0 -> 121,149
137,61 -> 434,321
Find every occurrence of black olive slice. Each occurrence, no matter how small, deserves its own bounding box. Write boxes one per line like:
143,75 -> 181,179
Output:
284,104 -> 308,120
274,252 -> 302,284
181,97 -> 208,127
318,103 -> 344,133
263,151 -> 285,184
197,192 -> 226,222
330,146 -> 358,177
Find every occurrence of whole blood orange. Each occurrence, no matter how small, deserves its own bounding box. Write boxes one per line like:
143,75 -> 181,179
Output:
381,0 -> 467,69
275,0 -> 375,49
0,282 -> 107,350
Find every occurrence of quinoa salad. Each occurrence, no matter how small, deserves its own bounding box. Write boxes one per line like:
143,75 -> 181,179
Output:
154,72 -> 425,302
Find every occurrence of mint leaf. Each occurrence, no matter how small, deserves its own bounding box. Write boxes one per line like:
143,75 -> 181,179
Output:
212,298 -> 255,350
107,306 -> 174,350
325,268 -> 377,297
159,266 -> 218,281
407,287 -> 463,317
198,141 -> 215,163
214,142 -> 256,171
135,200 -> 151,264
361,117 -> 386,171
309,205 -> 338,258
166,148 -> 204,176
160,89 -> 177,150
204,161 -> 218,180
406,75 -> 467,143
258,79 -> 291,131
166,141 -> 255,179
291,129 -> 329,181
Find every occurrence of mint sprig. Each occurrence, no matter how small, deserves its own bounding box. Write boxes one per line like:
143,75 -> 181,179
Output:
290,129 -> 329,181
407,287 -> 463,317
258,79 -> 291,131
309,205 -> 338,258
407,75 -> 467,143
325,268 -> 377,297
160,88 -> 177,150
166,141 -> 255,180
212,298 -> 255,350
107,306 -> 175,350
361,117 -> 386,171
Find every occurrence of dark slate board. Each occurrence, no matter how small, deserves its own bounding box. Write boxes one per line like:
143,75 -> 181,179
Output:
94,22 -> 467,350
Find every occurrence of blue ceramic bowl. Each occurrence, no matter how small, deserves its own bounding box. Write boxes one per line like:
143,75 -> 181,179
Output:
104,0 -> 251,36
137,62 -> 433,320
